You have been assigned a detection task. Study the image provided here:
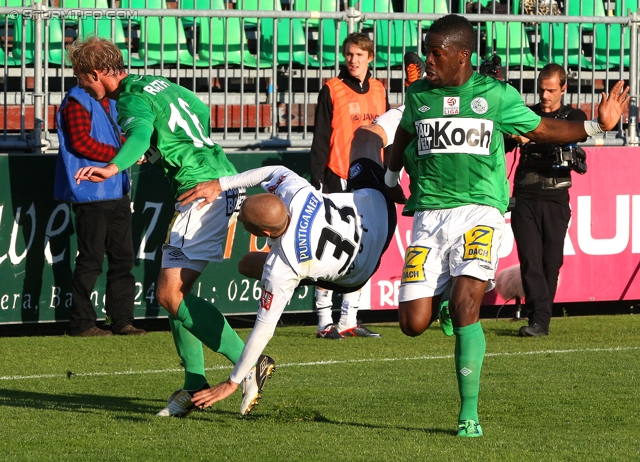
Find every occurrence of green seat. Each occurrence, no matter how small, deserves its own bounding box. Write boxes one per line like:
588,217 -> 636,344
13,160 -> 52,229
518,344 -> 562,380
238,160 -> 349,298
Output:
592,0 -> 635,69
535,0 -> 609,69
195,0 -> 268,67
239,0 -> 320,67
179,0 -> 196,29
317,17 -> 348,67
537,22 -> 596,70
593,22 -> 630,69
137,0 -> 210,66
493,21 -> 538,68
373,19 -> 419,68
294,0 -> 343,67
0,45 -> 20,66
480,0 -> 537,68
74,0 -> 156,67
293,0 -> 341,29
566,0 -> 606,31
5,0 -> 64,65
359,0 -> 393,29
119,0 -> 147,26
406,0 -> 449,28
465,0 -> 495,67
0,0 -> 21,66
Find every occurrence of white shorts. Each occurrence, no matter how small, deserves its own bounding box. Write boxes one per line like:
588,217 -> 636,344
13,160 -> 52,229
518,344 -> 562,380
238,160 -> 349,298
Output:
399,204 -> 504,303
161,188 -> 244,273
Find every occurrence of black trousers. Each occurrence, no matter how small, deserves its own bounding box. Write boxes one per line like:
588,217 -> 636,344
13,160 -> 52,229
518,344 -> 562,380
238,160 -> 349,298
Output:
511,197 -> 571,331
69,197 -> 136,334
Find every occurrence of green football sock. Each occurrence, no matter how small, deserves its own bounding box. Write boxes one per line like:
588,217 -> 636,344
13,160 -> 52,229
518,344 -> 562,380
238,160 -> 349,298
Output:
168,314 -> 207,391
176,293 -> 245,365
454,321 -> 486,423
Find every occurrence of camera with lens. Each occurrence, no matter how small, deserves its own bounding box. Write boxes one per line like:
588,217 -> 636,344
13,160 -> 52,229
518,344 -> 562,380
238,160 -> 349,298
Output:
552,144 -> 587,175
480,54 -> 503,80
478,54 -> 507,81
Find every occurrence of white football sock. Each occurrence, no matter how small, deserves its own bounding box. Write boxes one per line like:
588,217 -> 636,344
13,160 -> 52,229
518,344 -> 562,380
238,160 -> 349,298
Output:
315,288 -> 334,329
337,291 -> 361,331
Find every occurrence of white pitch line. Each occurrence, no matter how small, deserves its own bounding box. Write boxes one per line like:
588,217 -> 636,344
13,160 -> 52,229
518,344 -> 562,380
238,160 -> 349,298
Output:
0,346 -> 638,382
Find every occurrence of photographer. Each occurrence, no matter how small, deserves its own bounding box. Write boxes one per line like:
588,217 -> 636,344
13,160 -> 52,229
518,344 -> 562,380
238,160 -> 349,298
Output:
506,63 -> 587,337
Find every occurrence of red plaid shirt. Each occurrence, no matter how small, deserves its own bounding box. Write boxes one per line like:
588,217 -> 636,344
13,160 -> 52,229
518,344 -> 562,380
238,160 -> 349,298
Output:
62,97 -> 122,163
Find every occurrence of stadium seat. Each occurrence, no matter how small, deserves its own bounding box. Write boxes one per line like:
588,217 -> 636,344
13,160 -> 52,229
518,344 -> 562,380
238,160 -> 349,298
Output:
0,0 -> 21,66
463,0 -> 502,67
178,0 -> 196,29
405,0 -> 449,28
358,0 -> 393,30
493,20 -> 539,68
317,17 -> 348,68
238,0 -> 320,67
592,0 -> 635,69
137,0 -> 210,66
293,0 -> 341,29
195,0 -> 269,67
537,0 -> 609,69
4,0 -> 65,65
72,0 -> 156,67
119,0 -> 147,26
373,19 -> 419,68
358,0 -> 419,68
293,0 -> 345,67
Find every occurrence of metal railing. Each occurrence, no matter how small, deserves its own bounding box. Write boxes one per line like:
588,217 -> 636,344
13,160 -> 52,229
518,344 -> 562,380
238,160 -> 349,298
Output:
0,1 -> 637,152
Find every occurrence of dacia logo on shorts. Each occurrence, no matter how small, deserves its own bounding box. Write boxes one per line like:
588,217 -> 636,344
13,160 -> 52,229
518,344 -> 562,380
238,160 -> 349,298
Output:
415,117 -> 493,157
401,246 -> 431,283
349,163 -> 362,179
463,225 -> 494,263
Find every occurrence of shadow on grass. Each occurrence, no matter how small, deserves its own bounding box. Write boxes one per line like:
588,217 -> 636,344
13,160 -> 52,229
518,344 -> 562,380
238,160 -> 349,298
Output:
488,328 -> 523,337
0,388 -> 238,420
240,404 -> 455,435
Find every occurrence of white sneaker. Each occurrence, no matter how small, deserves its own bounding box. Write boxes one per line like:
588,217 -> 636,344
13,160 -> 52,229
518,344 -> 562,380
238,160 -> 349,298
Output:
156,389 -> 195,417
240,355 -> 276,416
156,383 -> 210,417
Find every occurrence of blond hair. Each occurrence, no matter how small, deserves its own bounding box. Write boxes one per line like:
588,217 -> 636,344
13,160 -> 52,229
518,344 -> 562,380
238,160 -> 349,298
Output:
66,36 -> 125,76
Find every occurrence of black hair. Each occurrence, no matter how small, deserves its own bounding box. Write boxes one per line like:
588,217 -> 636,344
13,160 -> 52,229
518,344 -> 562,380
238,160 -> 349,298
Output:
428,14 -> 476,52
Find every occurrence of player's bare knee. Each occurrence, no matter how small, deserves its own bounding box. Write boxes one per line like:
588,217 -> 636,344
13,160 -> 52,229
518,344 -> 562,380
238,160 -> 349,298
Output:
155,284 -> 181,316
398,315 -> 429,337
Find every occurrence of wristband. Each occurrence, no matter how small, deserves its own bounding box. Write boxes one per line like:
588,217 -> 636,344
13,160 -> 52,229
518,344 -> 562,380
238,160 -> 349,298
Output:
384,169 -> 401,187
584,120 -> 604,136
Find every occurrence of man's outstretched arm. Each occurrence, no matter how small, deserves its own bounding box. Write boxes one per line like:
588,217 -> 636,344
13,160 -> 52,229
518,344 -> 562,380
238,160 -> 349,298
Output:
526,80 -> 629,144
191,319 -> 276,409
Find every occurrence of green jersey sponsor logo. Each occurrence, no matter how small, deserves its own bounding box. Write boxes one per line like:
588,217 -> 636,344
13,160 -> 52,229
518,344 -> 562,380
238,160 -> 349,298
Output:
415,118 -> 493,156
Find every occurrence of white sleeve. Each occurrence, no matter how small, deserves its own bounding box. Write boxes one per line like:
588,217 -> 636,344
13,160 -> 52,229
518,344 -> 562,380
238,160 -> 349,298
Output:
229,318 -> 276,384
218,166 -> 293,192
373,105 -> 405,147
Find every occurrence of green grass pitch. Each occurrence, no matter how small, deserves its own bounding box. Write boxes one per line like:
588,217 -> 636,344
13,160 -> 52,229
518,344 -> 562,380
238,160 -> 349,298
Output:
1,314 -> 639,461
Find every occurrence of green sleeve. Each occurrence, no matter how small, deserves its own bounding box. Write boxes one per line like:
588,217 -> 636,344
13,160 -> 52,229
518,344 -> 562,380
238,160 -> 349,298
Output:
499,84 -> 542,135
116,93 -> 156,134
110,125 -> 154,172
110,93 -> 156,172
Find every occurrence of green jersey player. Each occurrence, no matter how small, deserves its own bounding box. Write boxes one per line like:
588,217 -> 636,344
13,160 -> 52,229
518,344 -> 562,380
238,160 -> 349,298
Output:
385,15 -> 628,437
69,36 -> 274,418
